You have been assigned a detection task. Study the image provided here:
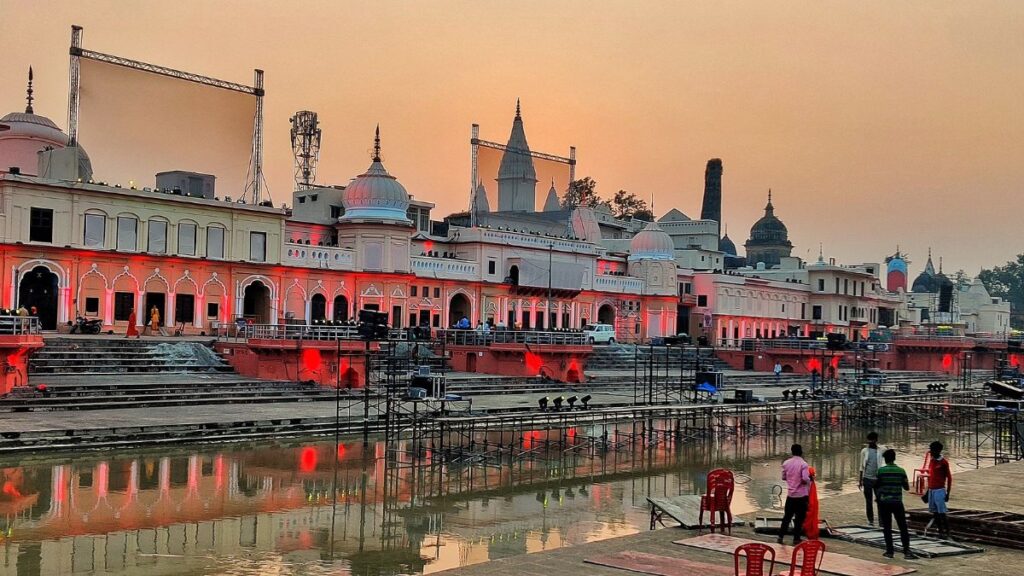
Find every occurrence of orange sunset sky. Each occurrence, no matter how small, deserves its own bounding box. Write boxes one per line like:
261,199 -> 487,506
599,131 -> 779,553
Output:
1,1 -> 1021,275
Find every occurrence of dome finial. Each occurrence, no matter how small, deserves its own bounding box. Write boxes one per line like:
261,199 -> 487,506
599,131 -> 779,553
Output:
25,66 -> 34,114
515,98 -> 521,119
372,124 -> 381,162
818,243 -> 825,263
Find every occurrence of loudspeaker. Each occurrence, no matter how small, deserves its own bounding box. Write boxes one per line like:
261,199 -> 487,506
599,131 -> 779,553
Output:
734,389 -> 754,403
826,333 -> 847,351
990,380 -> 1024,400
695,371 -> 724,389
359,309 -> 389,325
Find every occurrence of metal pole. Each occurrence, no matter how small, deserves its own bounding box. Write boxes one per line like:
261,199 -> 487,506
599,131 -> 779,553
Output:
67,26 -> 83,147
547,244 -> 553,330
363,338 -> 371,446
252,69 -> 265,205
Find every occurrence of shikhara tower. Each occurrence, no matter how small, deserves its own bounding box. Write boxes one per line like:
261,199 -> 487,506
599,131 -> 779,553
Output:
496,99 -> 538,212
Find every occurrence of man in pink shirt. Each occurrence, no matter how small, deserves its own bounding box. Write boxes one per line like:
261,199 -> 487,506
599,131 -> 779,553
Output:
777,443 -> 812,545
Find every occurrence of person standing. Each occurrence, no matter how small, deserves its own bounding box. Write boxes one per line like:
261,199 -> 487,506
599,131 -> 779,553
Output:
778,444 -> 811,546
125,308 -> 140,339
926,441 -> 953,539
149,305 -> 161,336
774,362 -> 783,383
859,431 -> 883,526
876,449 -> 918,559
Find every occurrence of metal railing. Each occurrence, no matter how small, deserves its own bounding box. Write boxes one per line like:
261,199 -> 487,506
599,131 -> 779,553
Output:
222,323 -> 409,342
0,315 -> 41,335
438,329 -> 587,346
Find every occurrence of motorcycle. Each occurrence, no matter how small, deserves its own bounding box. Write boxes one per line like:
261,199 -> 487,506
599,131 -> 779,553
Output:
70,316 -> 102,335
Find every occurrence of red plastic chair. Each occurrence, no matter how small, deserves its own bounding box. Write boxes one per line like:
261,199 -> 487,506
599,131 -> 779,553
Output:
779,540 -> 826,576
699,468 -> 735,534
912,452 -> 932,494
734,542 -> 776,576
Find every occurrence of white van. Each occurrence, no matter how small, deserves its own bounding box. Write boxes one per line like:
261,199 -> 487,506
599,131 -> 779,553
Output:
584,324 -> 616,344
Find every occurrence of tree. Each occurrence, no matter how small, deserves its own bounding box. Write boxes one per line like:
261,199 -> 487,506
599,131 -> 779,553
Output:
561,177 -> 611,211
978,254 -> 1024,328
611,189 -> 652,220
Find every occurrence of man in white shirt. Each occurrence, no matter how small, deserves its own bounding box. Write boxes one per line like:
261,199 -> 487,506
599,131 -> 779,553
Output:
859,431 -> 883,526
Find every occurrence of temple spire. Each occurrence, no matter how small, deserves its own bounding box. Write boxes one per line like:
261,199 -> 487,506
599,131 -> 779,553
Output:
515,98 -> 521,119
25,66 -> 34,114
372,124 -> 381,162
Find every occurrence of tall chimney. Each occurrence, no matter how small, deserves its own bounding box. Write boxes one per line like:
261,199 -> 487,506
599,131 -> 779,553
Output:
700,158 -> 723,224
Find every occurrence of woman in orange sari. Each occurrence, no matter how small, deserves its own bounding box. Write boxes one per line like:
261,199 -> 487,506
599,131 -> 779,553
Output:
126,308 -> 140,338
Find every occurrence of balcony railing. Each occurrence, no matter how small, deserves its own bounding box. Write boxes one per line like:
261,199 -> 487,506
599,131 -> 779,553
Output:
411,256 -> 478,279
282,244 -> 356,270
593,274 -> 644,295
438,329 -> 587,346
0,315 -> 40,335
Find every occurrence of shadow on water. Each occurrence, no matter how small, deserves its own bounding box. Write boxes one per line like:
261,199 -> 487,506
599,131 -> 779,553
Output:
0,421 -> 989,575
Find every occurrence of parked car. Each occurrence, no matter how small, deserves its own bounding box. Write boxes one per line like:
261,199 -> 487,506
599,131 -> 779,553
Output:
583,324 -> 616,344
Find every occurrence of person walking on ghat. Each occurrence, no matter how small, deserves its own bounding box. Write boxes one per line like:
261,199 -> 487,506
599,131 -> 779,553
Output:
859,431 -> 883,526
925,440 -> 953,539
876,449 -> 918,559
774,362 -> 783,383
778,444 -> 811,546
125,307 -> 140,339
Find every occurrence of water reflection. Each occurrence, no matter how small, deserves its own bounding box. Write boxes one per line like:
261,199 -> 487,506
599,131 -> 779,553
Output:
0,425 -> 983,575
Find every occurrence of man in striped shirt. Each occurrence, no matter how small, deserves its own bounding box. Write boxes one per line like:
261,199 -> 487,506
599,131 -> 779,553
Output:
875,449 -> 918,559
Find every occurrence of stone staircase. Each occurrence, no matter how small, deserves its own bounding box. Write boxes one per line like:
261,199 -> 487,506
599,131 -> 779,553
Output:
2,337 -> 341,412
585,343 -> 732,372
29,338 -> 234,375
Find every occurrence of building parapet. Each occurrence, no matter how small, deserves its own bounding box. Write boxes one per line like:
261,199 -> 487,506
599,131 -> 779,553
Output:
593,274 -> 644,295
282,244 -> 355,270
411,255 -> 479,280
455,227 -> 599,255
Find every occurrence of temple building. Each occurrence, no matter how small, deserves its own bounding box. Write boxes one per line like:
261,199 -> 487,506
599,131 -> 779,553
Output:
0,68 -> 919,344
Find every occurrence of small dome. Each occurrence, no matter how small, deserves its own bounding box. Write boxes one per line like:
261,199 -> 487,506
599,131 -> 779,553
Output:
0,111 -> 80,176
719,233 -> 737,256
340,127 -> 411,223
629,221 -> 675,261
747,191 -> 791,246
911,253 -> 940,293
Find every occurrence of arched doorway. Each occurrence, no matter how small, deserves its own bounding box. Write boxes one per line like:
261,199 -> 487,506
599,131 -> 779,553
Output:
19,266 -> 58,330
333,295 -> 349,322
310,294 -> 327,322
597,304 -> 615,325
243,281 -> 271,323
448,293 -> 471,327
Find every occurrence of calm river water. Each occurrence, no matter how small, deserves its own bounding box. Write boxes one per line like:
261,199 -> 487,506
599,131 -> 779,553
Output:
0,423 -> 985,576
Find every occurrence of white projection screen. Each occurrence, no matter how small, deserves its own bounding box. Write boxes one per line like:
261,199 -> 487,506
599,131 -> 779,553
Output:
476,144 -> 572,212
78,57 -> 255,196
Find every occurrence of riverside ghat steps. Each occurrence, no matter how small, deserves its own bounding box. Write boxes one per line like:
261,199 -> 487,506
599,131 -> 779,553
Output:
2,336 -> 340,412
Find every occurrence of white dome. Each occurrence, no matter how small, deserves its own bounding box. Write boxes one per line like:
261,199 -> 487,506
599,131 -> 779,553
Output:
629,221 -> 675,261
340,159 -> 411,222
0,111 -> 87,177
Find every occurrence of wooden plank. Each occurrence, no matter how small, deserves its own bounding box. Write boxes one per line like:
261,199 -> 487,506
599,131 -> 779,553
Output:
829,525 -> 983,558
647,495 -> 744,530
674,533 -> 916,576
585,551 -> 733,576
